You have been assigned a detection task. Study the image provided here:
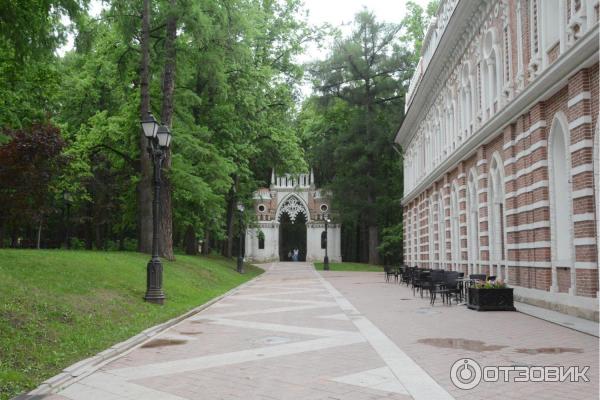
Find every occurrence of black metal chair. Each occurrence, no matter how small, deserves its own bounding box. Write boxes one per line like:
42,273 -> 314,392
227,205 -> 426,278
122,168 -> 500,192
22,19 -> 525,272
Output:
412,269 -> 430,297
427,270 -> 445,305
444,271 -> 462,305
384,265 -> 398,283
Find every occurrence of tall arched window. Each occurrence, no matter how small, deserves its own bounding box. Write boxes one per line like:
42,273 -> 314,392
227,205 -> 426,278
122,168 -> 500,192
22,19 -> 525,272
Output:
548,112 -> 574,293
488,153 -> 506,280
460,64 -> 473,139
482,29 -> 501,119
428,197 -> 435,268
450,182 -> 461,271
438,193 -> 447,269
467,169 -> 480,275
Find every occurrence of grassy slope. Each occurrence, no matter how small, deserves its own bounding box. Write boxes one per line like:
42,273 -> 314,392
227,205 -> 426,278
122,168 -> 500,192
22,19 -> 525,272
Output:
0,250 -> 262,399
313,262 -> 383,272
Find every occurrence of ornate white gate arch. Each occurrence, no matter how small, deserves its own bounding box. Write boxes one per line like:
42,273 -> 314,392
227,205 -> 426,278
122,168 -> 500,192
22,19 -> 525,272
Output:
244,170 -> 342,263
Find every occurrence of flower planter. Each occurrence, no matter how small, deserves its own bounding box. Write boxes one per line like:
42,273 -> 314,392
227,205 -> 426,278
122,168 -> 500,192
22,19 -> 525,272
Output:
467,287 -> 516,311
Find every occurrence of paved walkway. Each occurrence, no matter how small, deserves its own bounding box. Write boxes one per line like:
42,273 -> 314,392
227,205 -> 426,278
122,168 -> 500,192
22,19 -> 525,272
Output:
43,263 -> 598,400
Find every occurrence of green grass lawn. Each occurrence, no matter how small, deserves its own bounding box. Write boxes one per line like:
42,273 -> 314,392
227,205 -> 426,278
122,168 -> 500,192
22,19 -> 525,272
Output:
313,262 -> 383,272
0,250 -> 262,399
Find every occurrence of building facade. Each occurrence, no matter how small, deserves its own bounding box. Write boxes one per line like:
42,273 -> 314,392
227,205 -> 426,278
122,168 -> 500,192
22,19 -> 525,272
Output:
395,0 -> 599,320
244,170 -> 342,263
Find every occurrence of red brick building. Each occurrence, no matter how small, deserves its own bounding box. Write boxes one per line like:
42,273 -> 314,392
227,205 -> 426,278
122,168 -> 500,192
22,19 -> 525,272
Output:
395,0 -> 599,320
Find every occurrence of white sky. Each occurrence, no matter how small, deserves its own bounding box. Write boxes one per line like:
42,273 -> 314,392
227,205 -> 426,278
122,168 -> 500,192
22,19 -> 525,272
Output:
299,0 -> 430,63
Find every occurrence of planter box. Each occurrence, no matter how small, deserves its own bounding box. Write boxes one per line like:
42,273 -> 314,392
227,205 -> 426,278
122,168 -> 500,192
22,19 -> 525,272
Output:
468,287 -> 516,311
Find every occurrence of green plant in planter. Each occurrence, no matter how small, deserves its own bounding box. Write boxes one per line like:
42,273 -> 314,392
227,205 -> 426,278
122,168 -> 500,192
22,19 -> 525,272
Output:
474,280 -> 507,289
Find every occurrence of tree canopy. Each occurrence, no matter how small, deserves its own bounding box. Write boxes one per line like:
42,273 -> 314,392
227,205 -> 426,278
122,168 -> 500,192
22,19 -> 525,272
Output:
0,0 -> 436,264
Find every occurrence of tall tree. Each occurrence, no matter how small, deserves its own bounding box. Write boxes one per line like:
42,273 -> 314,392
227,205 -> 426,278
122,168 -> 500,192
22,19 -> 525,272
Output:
305,10 -> 411,264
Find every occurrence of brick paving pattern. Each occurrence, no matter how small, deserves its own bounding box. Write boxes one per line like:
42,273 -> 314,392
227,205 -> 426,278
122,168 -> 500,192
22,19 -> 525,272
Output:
42,263 -> 598,400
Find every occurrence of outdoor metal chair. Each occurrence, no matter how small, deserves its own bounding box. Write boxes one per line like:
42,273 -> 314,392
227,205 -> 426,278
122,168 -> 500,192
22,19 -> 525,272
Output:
444,271 -> 462,305
384,265 -> 396,283
427,270 -> 446,305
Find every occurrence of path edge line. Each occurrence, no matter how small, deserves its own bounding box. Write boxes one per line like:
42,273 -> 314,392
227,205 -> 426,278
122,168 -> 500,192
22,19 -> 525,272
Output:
21,266 -> 266,399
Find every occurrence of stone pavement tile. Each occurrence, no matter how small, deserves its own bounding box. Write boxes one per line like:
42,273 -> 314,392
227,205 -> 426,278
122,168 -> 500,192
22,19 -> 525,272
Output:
323,271 -> 599,400
50,263 -> 447,400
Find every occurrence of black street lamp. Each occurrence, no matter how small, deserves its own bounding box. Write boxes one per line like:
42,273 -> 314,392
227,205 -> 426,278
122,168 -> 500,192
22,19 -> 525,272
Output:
63,190 -> 73,249
237,202 -> 245,274
141,112 -> 172,304
324,215 -> 331,271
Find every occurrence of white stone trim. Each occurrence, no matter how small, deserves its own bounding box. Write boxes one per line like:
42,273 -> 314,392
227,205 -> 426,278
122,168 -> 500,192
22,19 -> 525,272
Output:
571,163 -> 594,176
477,159 -> 488,166
567,91 -> 591,108
573,213 -> 595,222
570,139 -> 593,153
506,241 -> 551,249
503,120 -> 548,150
506,261 -> 551,268
505,180 -> 548,199
572,188 -> 594,199
505,160 -> 548,182
568,115 -> 593,130
505,200 -> 549,215
574,261 -> 598,269
506,221 -> 550,232
574,238 -> 597,246
513,286 -> 599,315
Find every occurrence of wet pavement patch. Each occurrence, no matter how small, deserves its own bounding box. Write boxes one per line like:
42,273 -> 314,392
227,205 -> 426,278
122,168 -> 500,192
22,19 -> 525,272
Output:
179,331 -> 203,335
142,339 -> 187,348
417,338 -> 507,352
515,347 -> 583,355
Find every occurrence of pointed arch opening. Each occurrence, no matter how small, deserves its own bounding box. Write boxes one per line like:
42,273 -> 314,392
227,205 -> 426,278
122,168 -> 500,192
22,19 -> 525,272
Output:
467,169 -> 480,275
450,182 -> 461,271
548,112 -> 574,293
488,152 -> 506,280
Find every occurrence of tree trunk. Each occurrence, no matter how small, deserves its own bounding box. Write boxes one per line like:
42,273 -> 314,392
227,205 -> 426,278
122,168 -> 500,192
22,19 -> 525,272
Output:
36,219 -> 42,249
368,225 -> 380,265
225,194 -> 235,258
184,225 -> 197,255
158,0 -> 178,261
138,0 -> 154,254
203,230 -> 210,255
223,176 -> 238,258
0,221 -> 4,248
360,219 -> 369,263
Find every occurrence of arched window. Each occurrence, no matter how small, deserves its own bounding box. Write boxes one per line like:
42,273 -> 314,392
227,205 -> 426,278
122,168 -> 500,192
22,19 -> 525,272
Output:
483,29 -> 502,118
548,112 -> 574,292
438,193 -> 446,269
488,153 -> 506,280
450,182 -> 461,271
428,197 -> 435,268
541,0 -> 559,66
467,169 -> 480,275
258,231 -> 265,250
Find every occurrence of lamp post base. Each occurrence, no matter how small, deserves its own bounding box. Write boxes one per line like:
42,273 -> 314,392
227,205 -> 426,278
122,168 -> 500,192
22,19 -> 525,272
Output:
324,256 -> 330,271
145,258 -> 166,304
237,256 -> 245,274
